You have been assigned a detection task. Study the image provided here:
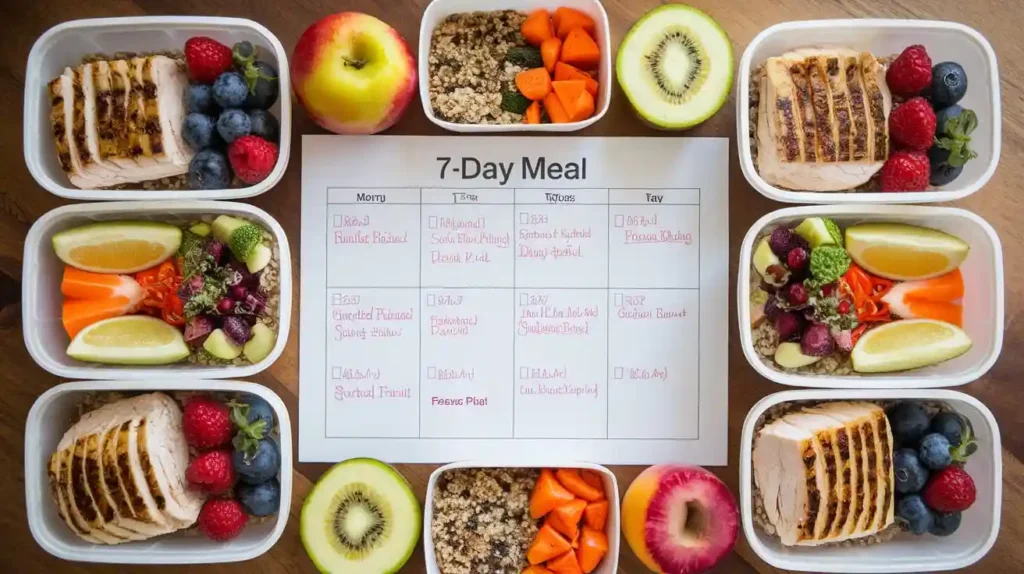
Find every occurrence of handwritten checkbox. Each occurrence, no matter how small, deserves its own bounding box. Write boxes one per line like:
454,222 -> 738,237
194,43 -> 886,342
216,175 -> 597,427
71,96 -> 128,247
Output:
333,215 -> 343,228
520,367 -> 529,379
331,367 -> 342,380
614,215 -> 624,228
427,294 -> 436,306
332,293 -> 343,305
427,367 -> 437,379
613,367 -> 624,379
428,216 -> 438,229
519,212 -> 529,224
614,293 -> 623,307
520,293 -> 529,306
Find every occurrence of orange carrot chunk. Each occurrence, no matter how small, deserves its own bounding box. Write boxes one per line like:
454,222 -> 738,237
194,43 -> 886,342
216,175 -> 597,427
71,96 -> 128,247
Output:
62,297 -> 138,339
531,468 -> 578,518
543,93 -> 571,124
560,28 -> 601,70
528,524 -> 572,565
554,62 -> 599,97
555,468 -> 604,501
516,68 -> 552,101
575,527 -> 609,574
62,266 -> 143,300
521,10 -> 554,46
523,567 -> 556,574
547,550 -> 584,574
552,80 -> 595,123
578,470 -> 605,498
582,500 -> 608,531
525,100 -> 542,124
553,7 -> 596,40
541,37 -> 562,74
546,499 -> 587,540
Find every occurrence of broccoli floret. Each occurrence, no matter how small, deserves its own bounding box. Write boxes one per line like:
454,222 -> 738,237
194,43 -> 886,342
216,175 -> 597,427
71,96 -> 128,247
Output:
229,224 -> 263,261
807,245 -> 851,287
500,86 -> 532,114
505,46 -> 543,69
823,218 -> 844,247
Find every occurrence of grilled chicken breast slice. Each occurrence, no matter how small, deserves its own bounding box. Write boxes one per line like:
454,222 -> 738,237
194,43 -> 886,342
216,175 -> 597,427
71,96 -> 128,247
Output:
753,418 -> 829,545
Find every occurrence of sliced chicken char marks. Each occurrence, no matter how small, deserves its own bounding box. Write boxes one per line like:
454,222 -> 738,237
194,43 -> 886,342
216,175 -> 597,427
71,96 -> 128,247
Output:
48,450 -> 100,542
844,56 -> 870,161
137,57 -> 164,156
91,61 -> 118,158
102,422 -> 171,537
860,52 -> 889,162
108,60 -> 135,165
48,77 -> 73,173
766,59 -> 801,162
69,67 -> 90,165
805,57 -> 837,162
81,429 -> 145,540
802,402 -> 869,540
66,439 -> 123,544
784,412 -> 844,541
875,412 -> 895,527
789,61 -> 818,162
824,57 -> 852,162
118,418 -> 173,530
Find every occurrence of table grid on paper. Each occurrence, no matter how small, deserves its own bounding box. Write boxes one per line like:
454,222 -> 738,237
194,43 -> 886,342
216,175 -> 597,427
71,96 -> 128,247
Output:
324,187 -> 701,441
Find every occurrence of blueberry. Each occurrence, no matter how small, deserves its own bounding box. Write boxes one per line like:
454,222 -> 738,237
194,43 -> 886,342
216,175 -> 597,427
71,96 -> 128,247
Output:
188,149 -> 231,190
212,71 -> 249,108
245,61 -> 280,110
248,109 -> 280,142
928,146 -> 963,186
236,478 -> 280,517
186,84 -> 217,114
926,62 -> 968,107
897,494 -> 935,535
888,402 -> 931,446
217,108 -> 251,143
934,104 -> 965,136
894,448 -> 930,494
233,438 -> 280,484
183,113 -> 217,150
929,511 -> 962,536
919,433 -> 953,470
236,395 -> 275,429
232,41 -> 257,63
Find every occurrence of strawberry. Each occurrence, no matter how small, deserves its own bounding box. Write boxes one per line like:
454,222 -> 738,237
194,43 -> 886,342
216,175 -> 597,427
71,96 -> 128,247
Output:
890,97 -> 937,151
886,45 -> 932,97
923,466 -> 977,512
880,150 -> 930,192
182,396 -> 233,449
185,36 -> 233,84
197,499 -> 248,541
228,135 -> 278,184
186,450 -> 236,494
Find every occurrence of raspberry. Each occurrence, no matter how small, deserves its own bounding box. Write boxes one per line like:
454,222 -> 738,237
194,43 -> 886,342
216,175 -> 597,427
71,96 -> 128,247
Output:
886,45 -> 932,97
182,396 -> 233,449
186,450 -> 236,494
197,499 -> 249,541
228,135 -> 279,185
880,150 -> 930,192
184,37 -> 234,84
890,97 -> 937,151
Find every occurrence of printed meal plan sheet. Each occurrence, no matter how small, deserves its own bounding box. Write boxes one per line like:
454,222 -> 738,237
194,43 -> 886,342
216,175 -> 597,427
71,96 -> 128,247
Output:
299,136 -> 729,465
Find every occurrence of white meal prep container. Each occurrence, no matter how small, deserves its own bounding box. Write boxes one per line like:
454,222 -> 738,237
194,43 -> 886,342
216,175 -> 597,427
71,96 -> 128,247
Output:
424,461 -> 620,573
24,16 -> 292,201
738,205 -> 1003,388
740,389 -> 1001,572
737,19 -> 1001,204
419,0 -> 611,132
25,380 -> 293,564
22,200 -> 292,380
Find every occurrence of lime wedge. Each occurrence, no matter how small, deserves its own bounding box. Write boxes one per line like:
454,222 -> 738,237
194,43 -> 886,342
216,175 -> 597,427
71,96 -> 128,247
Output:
845,223 -> 969,281
53,221 -> 182,274
67,315 -> 190,365
851,319 -> 972,373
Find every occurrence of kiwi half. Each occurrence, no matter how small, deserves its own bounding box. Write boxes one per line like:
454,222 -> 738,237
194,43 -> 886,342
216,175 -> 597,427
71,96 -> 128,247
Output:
301,458 -> 421,574
616,4 -> 734,129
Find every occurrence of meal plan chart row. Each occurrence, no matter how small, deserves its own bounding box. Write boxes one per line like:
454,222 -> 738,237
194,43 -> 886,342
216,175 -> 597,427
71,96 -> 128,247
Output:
327,187 -> 699,440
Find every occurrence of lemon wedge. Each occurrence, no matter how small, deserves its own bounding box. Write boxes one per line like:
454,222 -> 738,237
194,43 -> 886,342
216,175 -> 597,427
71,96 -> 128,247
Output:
845,223 -> 969,281
851,319 -> 972,373
67,315 -> 190,365
53,221 -> 182,274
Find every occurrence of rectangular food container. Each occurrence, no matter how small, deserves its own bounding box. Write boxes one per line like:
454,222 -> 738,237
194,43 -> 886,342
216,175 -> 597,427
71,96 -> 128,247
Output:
740,389 -> 1001,572
738,205 -> 1003,388
22,200 -> 292,380
424,461 -> 620,574
419,0 -> 612,132
25,380 -> 293,564
737,19 -> 1000,204
24,16 -> 292,201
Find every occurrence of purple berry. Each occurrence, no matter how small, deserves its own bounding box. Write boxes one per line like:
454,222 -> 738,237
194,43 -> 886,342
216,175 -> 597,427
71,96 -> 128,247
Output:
769,228 -> 795,257
787,247 -> 809,270
205,239 -> 226,264
216,297 -> 235,314
801,323 -> 836,357
775,312 -> 804,342
787,282 -> 809,306
229,284 -> 249,301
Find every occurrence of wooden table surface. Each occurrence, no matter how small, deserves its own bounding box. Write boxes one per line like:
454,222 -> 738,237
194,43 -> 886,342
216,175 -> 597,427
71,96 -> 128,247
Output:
2,0 -> 1022,572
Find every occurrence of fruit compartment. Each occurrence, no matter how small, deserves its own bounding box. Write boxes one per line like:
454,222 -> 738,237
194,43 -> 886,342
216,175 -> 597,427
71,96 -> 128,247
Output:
738,205 -> 1003,388
24,16 -> 292,201
424,461 -> 620,574
736,19 -> 1000,204
25,380 -> 293,564
22,201 -> 292,380
418,0 -> 612,132
740,389 -> 1001,573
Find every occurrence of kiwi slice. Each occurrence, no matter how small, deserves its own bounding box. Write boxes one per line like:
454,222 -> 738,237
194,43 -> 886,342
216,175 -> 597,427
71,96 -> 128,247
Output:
616,4 -> 734,129
301,458 -> 420,574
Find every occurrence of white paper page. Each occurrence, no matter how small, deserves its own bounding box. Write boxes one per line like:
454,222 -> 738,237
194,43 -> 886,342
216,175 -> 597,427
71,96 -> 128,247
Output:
300,136 -> 729,465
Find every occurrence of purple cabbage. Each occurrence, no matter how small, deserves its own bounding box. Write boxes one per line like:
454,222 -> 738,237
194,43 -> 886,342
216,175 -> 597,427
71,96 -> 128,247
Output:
184,315 -> 216,346
178,274 -> 205,298
802,323 -> 836,357
775,312 -> 805,342
239,291 -> 267,316
222,316 -> 253,346
205,239 -> 226,264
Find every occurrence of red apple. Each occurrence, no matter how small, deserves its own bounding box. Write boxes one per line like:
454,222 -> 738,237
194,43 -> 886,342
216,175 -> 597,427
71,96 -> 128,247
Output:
291,12 -> 416,134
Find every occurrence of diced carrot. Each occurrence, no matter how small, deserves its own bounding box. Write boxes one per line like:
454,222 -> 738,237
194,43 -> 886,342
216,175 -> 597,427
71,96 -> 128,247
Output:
543,93 -> 571,124
575,527 -> 609,574
528,524 -> 572,565
541,37 -> 562,74
553,7 -> 596,39
523,567 -> 556,574
555,468 -> 603,501
63,297 -> 140,339
552,80 -> 595,123
516,68 -> 552,101
521,10 -> 554,46
547,550 -> 584,574
560,28 -> 601,70
554,62 -> 599,97
525,100 -> 542,124
578,470 -> 605,498
570,528 -> 580,549
546,499 -> 586,540
531,468 -> 577,518
583,500 -> 608,531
